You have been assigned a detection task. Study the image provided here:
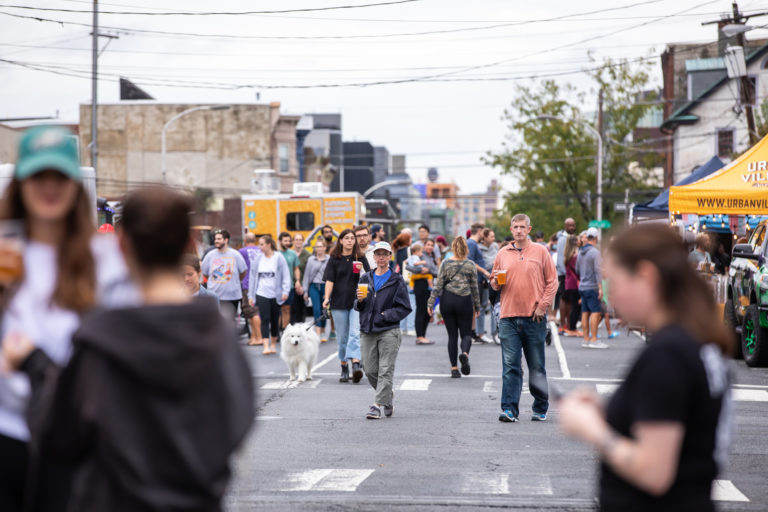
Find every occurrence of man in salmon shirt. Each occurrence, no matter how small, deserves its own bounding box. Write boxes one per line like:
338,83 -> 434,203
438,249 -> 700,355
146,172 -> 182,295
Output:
490,213 -> 558,423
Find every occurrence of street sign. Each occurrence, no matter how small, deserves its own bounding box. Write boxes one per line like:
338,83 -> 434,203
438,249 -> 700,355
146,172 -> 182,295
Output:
614,203 -> 629,212
589,219 -> 612,229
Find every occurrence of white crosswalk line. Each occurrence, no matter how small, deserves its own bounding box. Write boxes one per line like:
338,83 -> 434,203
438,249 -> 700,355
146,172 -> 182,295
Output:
461,473 -> 509,494
312,469 -> 374,491
711,479 -> 749,502
596,384 -> 619,395
278,469 -> 374,492
396,379 -> 431,391
510,474 -> 554,496
731,388 -> 768,402
260,379 -> 323,390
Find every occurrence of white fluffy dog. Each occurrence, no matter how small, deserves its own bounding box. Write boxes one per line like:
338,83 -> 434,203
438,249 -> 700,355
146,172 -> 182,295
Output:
280,323 -> 320,382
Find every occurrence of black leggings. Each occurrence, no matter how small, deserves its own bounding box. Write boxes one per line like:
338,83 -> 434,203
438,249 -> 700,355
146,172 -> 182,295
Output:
414,279 -> 431,338
440,290 -> 473,367
256,295 -> 281,338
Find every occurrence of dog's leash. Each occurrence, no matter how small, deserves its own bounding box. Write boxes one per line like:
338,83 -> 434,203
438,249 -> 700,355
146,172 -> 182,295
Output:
305,308 -> 331,331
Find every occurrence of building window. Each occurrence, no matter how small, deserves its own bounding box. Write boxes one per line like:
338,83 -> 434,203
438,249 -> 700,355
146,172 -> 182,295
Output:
716,129 -> 734,158
278,143 -> 290,174
286,212 -> 315,231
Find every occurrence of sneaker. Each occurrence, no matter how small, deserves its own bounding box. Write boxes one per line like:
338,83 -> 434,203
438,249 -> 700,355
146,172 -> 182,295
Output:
339,364 -> 350,383
492,333 -> 500,345
383,404 -> 393,418
498,410 -> 519,422
405,330 -> 417,336
607,332 -> 620,339
329,331 -> 337,341
451,369 -> 461,378
479,334 -> 493,344
459,353 -> 471,375
581,341 -> 591,348
589,341 -> 609,349
366,405 -> 382,420
351,361 -> 364,383
531,413 -> 548,421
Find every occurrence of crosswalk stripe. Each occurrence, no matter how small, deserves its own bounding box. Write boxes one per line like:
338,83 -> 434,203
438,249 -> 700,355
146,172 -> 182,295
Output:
461,473 -> 509,494
460,473 -> 553,496
731,389 -> 768,402
278,469 -> 374,492
596,384 -> 619,395
596,384 -> 768,402
261,379 -> 323,390
396,379 -> 431,391
711,480 -> 750,502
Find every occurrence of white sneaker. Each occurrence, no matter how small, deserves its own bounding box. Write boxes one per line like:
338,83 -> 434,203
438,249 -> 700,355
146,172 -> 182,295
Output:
581,341 -> 591,348
480,334 -> 494,344
588,341 -> 609,349
405,330 -> 417,336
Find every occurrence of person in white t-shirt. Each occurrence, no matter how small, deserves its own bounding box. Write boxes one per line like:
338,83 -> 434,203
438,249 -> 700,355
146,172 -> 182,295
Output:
0,126 -> 137,510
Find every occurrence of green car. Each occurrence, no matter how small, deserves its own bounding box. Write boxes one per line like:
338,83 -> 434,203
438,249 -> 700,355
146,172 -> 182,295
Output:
726,220 -> 768,367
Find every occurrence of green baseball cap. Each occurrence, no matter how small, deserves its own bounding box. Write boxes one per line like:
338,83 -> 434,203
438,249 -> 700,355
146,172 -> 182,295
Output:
15,126 -> 81,181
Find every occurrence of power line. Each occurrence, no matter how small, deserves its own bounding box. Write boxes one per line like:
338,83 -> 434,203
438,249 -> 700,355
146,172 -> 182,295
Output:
0,0 -> 707,41
0,1 -> 423,16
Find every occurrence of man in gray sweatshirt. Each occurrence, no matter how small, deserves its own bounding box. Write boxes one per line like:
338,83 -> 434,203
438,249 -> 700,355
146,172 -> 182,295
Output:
576,227 -> 606,349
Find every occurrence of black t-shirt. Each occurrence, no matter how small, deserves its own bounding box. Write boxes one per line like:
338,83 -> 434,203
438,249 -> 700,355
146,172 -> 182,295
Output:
601,325 -> 731,512
323,253 -> 371,310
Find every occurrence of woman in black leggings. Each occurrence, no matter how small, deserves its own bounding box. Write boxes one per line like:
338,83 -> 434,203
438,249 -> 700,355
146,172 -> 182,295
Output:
428,237 -> 480,378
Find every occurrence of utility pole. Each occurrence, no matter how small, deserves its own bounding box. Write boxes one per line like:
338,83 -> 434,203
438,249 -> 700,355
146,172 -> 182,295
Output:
90,0 -> 98,171
89,0 -> 118,173
702,2 -> 768,145
596,88 -> 604,223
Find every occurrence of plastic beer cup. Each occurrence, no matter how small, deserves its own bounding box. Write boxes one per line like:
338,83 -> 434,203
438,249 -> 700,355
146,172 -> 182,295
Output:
353,261 -> 362,273
0,221 -> 25,285
497,269 -> 507,285
358,283 -> 369,297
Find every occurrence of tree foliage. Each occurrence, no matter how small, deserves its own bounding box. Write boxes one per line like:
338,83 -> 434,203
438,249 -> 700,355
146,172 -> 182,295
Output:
485,58 -> 662,236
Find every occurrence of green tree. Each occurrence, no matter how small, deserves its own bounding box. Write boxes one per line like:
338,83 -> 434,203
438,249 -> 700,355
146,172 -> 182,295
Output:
485,58 -> 661,236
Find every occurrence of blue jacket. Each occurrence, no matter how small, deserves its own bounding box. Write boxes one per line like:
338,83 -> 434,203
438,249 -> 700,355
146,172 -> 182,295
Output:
247,252 -> 291,305
354,270 -> 412,334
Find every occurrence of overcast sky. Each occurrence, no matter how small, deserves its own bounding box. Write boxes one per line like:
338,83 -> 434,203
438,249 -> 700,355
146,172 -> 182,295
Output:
2,0 -> 768,194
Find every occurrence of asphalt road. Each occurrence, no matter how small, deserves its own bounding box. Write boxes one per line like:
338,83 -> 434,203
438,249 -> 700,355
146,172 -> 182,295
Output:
225,315 -> 768,512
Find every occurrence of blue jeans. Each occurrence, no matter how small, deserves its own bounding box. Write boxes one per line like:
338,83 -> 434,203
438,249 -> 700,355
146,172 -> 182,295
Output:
332,308 -> 361,362
309,283 -> 326,328
475,281 -> 488,336
400,290 -> 416,332
499,317 -> 549,417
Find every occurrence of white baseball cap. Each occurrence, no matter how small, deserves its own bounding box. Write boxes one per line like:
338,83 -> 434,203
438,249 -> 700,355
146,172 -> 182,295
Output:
586,227 -> 600,239
373,241 -> 392,253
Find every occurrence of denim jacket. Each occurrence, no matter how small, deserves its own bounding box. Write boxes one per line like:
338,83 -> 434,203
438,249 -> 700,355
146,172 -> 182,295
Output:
354,271 -> 412,334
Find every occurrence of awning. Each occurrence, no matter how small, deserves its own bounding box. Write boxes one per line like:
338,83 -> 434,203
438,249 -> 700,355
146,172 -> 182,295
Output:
669,134 -> 768,215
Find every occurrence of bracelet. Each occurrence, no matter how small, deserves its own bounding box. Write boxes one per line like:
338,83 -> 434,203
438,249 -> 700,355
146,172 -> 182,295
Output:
595,430 -> 620,456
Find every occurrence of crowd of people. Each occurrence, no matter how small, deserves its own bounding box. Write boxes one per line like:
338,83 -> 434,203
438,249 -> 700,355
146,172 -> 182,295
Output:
0,126 -> 737,512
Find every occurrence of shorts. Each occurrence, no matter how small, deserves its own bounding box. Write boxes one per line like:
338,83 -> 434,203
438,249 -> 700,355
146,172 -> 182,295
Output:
241,289 -> 258,319
554,275 -> 565,309
579,289 -> 602,314
562,288 -> 580,305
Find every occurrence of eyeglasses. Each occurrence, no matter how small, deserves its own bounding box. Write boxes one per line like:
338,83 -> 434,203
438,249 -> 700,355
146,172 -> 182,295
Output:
355,233 -> 369,239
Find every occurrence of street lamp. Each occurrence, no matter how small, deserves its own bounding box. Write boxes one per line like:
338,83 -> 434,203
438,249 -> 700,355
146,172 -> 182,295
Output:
535,114 -> 603,225
161,104 -> 231,185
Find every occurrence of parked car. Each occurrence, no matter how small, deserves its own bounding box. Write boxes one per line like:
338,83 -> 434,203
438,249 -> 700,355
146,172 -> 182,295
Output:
725,219 -> 768,366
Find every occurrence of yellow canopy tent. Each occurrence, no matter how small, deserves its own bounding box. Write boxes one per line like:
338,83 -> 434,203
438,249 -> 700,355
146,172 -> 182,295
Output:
669,133 -> 768,215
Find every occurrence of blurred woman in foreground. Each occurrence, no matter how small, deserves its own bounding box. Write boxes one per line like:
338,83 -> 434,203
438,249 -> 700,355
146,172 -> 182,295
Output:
558,223 -> 733,512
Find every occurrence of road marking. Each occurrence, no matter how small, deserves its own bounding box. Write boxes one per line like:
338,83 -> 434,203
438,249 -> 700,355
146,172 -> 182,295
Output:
261,379 -> 323,390
711,480 -> 749,502
732,389 -> 768,402
313,353 -> 337,371
279,469 -> 374,492
254,416 -> 283,421
549,321 -> 571,380
511,475 -> 554,496
596,384 -> 619,395
461,473 -> 509,494
396,379 -> 431,391
483,381 -> 497,393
